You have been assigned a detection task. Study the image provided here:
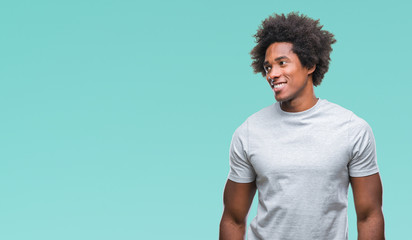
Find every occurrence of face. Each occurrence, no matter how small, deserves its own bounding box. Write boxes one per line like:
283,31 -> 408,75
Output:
263,42 -> 315,104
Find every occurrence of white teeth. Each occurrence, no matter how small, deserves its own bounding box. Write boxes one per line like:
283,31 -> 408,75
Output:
274,83 -> 286,88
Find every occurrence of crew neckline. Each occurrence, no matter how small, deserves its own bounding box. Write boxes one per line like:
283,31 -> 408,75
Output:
275,98 -> 325,116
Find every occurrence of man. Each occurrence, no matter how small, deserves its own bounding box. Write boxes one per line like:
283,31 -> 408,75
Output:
219,12 -> 384,240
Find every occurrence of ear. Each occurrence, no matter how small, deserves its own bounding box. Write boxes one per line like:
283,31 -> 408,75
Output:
307,65 -> 316,75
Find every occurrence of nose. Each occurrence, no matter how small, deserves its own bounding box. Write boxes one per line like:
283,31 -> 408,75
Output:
266,67 -> 281,86
267,66 -> 281,80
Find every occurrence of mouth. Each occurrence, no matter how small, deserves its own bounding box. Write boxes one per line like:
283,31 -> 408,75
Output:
270,80 -> 287,87
271,82 -> 287,92
273,82 -> 286,89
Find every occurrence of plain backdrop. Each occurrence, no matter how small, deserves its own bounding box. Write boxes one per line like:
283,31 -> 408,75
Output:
1,0 -> 411,239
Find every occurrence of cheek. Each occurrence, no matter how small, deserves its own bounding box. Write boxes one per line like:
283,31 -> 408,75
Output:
288,69 -> 305,81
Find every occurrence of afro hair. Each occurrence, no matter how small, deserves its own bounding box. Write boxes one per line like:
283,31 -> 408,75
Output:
250,12 -> 336,86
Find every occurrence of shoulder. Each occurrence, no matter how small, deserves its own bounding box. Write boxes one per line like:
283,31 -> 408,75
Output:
319,99 -> 353,117
348,113 -> 374,141
349,112 -> 371,130
231,103 -> 275,137
321,99 -> 373,131
248,103 -> 276,121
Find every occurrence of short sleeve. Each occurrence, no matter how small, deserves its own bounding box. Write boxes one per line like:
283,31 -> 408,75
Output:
348,114 -> 380,177
227,120 -> 256,183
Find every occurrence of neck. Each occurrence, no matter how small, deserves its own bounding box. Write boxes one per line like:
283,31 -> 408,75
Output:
278,75 -> 319,112
280,95 -> 319,112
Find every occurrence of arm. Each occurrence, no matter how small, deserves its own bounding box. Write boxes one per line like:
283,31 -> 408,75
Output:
219,179 -> 257,240
350,173 -> 385,240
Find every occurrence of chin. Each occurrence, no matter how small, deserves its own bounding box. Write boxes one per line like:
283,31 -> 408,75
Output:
274,94 -> 289,102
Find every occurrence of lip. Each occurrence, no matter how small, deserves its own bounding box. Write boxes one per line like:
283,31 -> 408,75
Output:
272,81 -> 287,85
272,82 -> 287,93
270,79 -> 287,86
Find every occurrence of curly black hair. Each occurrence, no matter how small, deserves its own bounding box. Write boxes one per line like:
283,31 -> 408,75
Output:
250,12 -> 336,86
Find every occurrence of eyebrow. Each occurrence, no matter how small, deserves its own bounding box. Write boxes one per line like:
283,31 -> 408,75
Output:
263,56 -> 289,66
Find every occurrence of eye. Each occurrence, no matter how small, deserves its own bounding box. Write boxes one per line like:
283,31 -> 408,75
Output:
264,66 -> 271,73
279,61 -> 287,66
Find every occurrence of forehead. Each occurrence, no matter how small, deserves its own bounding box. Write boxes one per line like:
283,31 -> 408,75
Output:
264,42 -> 295,60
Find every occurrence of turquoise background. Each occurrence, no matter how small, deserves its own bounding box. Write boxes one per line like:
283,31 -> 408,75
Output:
1,0 -> 411,239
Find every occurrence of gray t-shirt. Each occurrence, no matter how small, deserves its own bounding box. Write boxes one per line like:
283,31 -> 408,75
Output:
228,98 -> 379,240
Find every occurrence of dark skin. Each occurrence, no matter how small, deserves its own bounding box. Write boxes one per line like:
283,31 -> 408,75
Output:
351,173 -> 385,239
263,42 -> 317,113
219,180 -> 256,240
220,42 -> 385,239
219,174 -> 384,240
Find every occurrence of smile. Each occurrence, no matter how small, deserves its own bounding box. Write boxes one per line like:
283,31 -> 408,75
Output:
274,83 -> 286,89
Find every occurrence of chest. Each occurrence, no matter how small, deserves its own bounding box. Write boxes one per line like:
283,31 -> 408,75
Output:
248,122 -> 351,180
